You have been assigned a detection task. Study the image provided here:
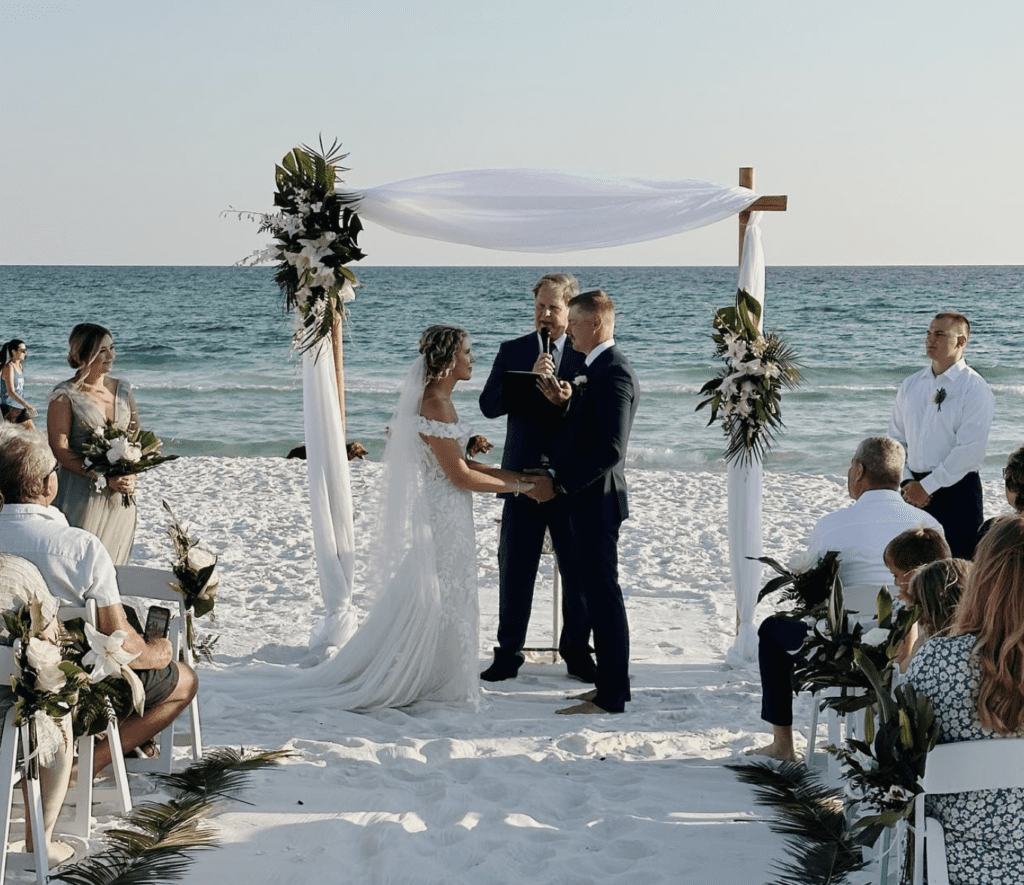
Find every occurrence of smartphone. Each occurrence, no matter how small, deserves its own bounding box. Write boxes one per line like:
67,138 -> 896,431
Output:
144,605 -> 172,641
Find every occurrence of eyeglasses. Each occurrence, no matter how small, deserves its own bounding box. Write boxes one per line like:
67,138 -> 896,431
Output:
44,463 -> 59,480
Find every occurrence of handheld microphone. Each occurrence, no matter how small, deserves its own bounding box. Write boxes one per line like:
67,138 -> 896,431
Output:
540,327 -> 552,355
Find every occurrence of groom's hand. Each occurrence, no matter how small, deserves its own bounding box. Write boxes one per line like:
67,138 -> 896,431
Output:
525,475 -> 556,503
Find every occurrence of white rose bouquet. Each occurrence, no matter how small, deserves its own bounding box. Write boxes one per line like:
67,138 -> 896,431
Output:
79,422 -> 178,506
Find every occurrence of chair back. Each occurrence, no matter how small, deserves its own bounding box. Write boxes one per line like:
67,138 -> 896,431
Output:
913,737 -> 1024,885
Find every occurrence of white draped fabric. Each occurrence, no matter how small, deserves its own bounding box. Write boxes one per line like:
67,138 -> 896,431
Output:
353,170 -> 759,252
306,169 -> 766,662
302,325 -> 358,655
725,212 -> 766,666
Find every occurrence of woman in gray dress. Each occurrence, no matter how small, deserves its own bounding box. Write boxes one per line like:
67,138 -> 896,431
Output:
47,324 -> 139,564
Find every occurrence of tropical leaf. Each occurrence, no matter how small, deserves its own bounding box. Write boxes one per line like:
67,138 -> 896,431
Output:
51,846 -> 194,885
152,747 -> 295,801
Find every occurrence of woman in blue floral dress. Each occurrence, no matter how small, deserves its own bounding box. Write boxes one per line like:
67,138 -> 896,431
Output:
906,514 -> 1024,884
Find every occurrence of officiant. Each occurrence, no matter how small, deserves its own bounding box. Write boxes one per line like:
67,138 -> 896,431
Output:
478,273 -> 595,683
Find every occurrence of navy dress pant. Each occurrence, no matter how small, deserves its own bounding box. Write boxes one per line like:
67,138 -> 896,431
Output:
758,615 -> 810,727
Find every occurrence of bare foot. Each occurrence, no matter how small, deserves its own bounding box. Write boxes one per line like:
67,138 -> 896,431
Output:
745,742 -> 799,762
49,840 -> 76,866
556,700 -> 612,715
570,688 -> 597,701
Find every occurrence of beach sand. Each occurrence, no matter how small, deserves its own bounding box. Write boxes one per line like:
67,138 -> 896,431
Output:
39,458 -> 1007,884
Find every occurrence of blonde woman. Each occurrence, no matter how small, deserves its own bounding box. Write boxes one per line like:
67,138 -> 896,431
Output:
47,323 -> 139,563
906,515 -> 1024,883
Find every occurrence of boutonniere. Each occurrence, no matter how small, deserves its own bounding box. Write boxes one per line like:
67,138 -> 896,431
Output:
573,375 -> 588,388
933,387 -> 947,411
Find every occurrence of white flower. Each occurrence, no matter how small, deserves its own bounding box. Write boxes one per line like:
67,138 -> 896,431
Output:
31,710 -> 65,768
81,623 -> 140,683
742,357 -> 762,374
885,785 -> 913,802
848,749 -> 874,770
726,338 -> 748,363
760,361 -> 781,379
309,267 -> 337,290
861,627 -> 891,648
573,375 -> 588,387
26,636 -> 62,673
106,437 -> 142,464
186,547 -> 219,593
749,337 -> 767,358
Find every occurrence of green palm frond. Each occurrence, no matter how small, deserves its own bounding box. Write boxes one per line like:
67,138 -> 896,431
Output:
728,761 -> 869,885
105,797 -> 218,854
152,747 -> 295,801
51,846 -> 193,885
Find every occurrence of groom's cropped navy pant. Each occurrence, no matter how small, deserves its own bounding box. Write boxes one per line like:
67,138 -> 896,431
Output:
758,615 -> 810,727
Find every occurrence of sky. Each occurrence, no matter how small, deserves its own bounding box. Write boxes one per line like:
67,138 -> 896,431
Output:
1,1 -> 1021,266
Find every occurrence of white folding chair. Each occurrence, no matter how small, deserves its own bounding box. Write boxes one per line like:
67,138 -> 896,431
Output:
911,737 -> 1024,885
60,600 -> 132,837
806,686 -> 868,782
0,645 -> 52,885
115,565 -> 203,773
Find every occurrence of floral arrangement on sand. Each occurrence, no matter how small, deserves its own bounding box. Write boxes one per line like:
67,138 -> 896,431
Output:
697,289 -> 800,466
80,422 -> 178,506
233,138 -> 366,353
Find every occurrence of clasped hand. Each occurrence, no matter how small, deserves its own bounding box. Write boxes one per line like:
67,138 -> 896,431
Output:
107,474 -> 136,495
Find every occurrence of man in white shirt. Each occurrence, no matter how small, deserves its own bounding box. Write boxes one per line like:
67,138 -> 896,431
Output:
0,425 -> 198,774
889,311 -> 995,558
751,437 -> 943,761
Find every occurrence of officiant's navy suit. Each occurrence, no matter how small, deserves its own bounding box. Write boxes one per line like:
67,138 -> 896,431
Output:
550,344 -> 639,712
479,331 -> 591,671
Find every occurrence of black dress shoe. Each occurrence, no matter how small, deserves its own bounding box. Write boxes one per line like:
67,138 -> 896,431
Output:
480,652 -> 523,682
563,653 -> 598,683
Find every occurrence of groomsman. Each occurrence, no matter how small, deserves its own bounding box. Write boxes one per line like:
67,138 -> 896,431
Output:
479,273 -> 594,683
889,311 -> 995,558
532,290 -> 640,714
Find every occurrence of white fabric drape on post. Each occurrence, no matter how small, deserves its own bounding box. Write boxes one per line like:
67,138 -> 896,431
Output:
305,169 -> 764,658
724,212 -> 765,667
353,170 -> 759,252
302,326 -> 359,656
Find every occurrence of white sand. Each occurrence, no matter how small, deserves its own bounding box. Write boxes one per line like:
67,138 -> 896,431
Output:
59,458 -> 1008,884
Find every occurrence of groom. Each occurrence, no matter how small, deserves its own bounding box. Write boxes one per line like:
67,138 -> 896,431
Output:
531,290 -> 640,714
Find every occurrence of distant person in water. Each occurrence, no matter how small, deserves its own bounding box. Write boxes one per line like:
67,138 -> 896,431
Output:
890,311 -> 995,559
1,339 -> 37,429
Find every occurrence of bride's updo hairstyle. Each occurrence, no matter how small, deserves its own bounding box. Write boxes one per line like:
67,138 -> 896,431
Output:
419,325 -> 467,383
67,323 -> 112,374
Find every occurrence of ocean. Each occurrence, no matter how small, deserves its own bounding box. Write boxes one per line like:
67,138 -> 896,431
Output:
2,265 -> 1021,478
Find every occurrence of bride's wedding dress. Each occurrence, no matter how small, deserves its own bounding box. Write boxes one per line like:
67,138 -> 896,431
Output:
257,356 -> 480,712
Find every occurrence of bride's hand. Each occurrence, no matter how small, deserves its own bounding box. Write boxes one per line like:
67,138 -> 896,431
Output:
524,475 -> 556,503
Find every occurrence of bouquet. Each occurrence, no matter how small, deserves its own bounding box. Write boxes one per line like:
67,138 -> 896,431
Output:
164,500 -> 220,659
696,289 -> 801,465
80,422 -> 178,506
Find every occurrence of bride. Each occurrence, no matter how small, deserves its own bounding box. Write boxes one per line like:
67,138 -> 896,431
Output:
262,325 -> 537,711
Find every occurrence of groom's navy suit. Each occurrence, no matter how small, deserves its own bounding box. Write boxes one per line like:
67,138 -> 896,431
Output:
549,344 -> 639,712
480,332 -> 591,666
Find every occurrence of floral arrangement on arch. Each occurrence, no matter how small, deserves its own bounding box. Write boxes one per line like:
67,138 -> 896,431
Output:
234,138 -> 366,353
697,289 -> 800,466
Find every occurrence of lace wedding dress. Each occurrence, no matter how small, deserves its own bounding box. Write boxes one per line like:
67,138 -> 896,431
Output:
254,357 -> 481,712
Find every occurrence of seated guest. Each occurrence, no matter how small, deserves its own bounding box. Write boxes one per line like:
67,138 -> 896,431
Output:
752,437 -> 944,761
0,550 -> 75,866
906,515 -> 1024,884
0,425 -> 198,773
882,526 -> 953,598
893,557 -> 968,672
976,444 -> 1024,545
